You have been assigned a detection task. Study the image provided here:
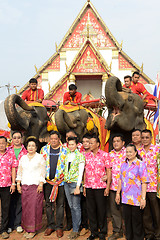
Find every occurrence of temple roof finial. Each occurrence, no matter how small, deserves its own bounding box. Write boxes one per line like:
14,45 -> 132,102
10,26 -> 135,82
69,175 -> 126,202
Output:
87,24 -> 90,39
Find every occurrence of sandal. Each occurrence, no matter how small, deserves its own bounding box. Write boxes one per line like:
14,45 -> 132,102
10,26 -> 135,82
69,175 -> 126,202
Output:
26,232 -> 36,239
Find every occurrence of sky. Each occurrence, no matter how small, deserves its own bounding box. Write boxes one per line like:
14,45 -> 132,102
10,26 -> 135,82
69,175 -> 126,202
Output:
0,0 -> 160,100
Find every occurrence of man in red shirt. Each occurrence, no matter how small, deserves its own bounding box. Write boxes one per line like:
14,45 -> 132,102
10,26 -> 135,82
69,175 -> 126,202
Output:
21,78 -> 44,103
63,84 -> 82,106
130,72 -> 157,106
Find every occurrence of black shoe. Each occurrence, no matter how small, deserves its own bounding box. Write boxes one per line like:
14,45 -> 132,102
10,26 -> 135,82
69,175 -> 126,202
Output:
64,225 -> 72,231
87,234 -> 98,240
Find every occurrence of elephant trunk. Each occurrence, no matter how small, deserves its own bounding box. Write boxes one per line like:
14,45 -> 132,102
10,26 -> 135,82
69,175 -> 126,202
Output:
105,76 -> 124,110
4,94 -> 34,130
55,109 -> 77,133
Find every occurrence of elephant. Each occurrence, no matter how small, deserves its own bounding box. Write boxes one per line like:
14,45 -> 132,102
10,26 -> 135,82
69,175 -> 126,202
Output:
54,107 -> 93,142
4,94 -> 49,142
105,76 -> 146,146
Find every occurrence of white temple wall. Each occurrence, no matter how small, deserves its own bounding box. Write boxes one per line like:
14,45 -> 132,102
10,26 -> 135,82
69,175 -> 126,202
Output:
99,49 -> 112,66
66,50 -> 78,67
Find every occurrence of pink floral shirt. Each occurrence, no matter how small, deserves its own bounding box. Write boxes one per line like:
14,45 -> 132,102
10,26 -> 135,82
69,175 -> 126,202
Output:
7,145 -> 27,173
0,149 -> 18,187
138,144 -> 160,192
85,149 -> 110,189
109,147 -> 126,191
108,147 -> 126,191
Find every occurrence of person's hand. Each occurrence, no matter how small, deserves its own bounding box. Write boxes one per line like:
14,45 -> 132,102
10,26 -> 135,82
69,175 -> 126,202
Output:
140,199 -> 146,209
37,184 -> 43,193
10,184 -> 16,194
17,185 -> 22,194
154,98 -> 158,108
74,186 -> 80,195
70,102 -> 77,106
83,187 -> 86,197
64,100 -> 70,105
36,99 -> 42,103
122,87 -> 131,93
115,192 -> 120,205
101,174 -> 107,182
104,187 -> 109,197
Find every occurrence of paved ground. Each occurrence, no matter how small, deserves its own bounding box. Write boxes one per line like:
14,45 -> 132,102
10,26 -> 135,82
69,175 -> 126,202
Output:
0,215 -> 125,240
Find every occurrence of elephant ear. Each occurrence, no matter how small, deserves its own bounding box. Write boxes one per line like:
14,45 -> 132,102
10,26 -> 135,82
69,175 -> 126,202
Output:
4,94 -> 34,131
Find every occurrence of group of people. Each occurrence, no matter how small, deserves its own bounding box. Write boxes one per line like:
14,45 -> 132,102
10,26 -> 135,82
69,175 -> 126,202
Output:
0,73 -> 160,240
0,128 -> 160,240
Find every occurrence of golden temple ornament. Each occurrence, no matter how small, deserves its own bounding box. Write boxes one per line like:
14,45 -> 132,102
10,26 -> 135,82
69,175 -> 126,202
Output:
141,63 -> 144,73
69,74 -> 76,81
87,24 -> 90,39
34,65 -> 38,73
65,61 -> 68,73
120,40 -> 123,51
48,81 -> 51,92
102,73 -> 108,81
55,42 -> 58,53
109,61 -> 112,72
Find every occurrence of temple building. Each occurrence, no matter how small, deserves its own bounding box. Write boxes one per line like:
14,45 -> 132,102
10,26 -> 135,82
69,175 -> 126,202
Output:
18,0 -> 154,103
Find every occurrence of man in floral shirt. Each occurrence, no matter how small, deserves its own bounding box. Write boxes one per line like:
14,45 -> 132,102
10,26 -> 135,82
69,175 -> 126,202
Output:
84,134 -> 111,240
8,131 -> 27,234
139,129 -> 160,240
108,134 -> 126,240
0,136 -> 17,239
40,131 -> 67,238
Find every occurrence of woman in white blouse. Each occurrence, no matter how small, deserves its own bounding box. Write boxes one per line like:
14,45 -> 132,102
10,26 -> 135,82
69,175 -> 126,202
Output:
17,137 -> 46,239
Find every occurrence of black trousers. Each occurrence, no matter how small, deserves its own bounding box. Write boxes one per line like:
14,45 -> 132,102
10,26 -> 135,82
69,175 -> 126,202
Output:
81,192 -> 88,229
143,192 -> 160,239
86,188 -> 107,238
0,187 -> 11,233
123,204 -> 144,240
8,189 -> 22,229
44,183 -> 64,230
109,190 -> 123,233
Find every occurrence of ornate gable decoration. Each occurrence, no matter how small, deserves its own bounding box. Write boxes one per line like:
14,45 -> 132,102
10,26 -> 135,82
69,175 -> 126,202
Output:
50,80 -> 67,102
64,9 -> 115,49
139,77 -> 147,84
119,53 -> 132,69
72,45 -> 106,73
46,55 -> 60,71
